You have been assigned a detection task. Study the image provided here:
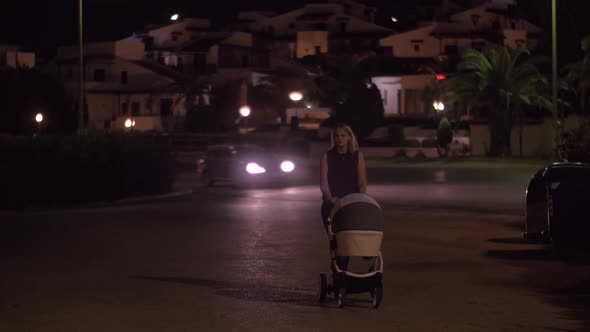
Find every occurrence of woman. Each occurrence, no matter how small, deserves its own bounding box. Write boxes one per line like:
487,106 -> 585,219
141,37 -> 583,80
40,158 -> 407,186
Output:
320,123 -> 367,231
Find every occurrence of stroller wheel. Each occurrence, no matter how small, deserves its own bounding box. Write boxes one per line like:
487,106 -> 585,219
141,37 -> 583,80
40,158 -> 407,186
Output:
318,273 -> 327,303
370,286 -> 383,309
337,289 -> 346,308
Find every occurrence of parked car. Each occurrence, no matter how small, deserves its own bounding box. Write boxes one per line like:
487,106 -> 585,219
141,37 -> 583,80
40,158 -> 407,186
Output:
197,144 -> 299,187
523,162 -> 590,250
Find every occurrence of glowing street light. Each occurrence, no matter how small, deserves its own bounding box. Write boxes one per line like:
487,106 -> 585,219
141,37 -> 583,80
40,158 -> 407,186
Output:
239,105 -> 251,117
170,13 -> 180,21
289,91 -> 303,101
433,101 -> 445,112
391,16 -> 398,22
124,118 -> 136,129
35,113 -> 43,135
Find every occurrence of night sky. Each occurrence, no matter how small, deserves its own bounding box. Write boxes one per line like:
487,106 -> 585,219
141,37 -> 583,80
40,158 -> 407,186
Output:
1,0 -> 589,63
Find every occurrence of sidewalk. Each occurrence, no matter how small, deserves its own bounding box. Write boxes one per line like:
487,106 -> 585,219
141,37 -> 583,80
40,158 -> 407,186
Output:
365,157 -> 551,169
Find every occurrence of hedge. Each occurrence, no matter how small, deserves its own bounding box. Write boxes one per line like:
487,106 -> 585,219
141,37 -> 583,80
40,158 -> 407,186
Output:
0,133 -> 175,209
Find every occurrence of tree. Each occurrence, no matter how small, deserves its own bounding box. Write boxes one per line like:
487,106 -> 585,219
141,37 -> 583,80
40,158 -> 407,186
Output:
332,80 -> 384,139
315,55 -> 384,139
256,66 -> 321,123
0,68 -> 75,135
563,34 -> 590,113
444,48 -> 552,156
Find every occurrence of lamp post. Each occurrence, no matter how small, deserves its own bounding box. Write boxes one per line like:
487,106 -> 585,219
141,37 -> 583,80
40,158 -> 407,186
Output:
239,105 -> 251,133
35,113 -> 43,136
433,100 -> 445,127
78,0 -> 85,135
124,118 -> 136,131
552,0 -> 560,155
289,91 -> 303,127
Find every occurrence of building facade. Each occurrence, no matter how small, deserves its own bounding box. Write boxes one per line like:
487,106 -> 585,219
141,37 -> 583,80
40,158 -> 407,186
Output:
48,41 -> 189,131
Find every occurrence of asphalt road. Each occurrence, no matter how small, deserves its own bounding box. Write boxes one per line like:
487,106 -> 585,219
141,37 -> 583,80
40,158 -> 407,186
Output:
2,165 -> 590,331
175,164 -> 534,214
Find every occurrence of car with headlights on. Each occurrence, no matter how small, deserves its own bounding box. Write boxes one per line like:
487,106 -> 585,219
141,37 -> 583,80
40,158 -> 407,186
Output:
197,144 -> 299,187
523,162 -> 590,251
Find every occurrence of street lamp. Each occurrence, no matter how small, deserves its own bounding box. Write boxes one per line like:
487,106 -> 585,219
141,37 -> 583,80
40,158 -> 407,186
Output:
124,118 -> 136,129
35,113 -> 43,135
170,13 -> 180,21
78,0 -> 85,134
289,91 -> 304,127
433,100 -> 445,112
239,105 -> 251,133
552,0 -> 560,156
239,105 -> 251,117
289,91 -> 303,102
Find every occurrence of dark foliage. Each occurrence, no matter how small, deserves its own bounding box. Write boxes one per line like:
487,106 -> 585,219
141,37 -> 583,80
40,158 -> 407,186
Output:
564,121 -> 590,162
388,124 -> 405,146
0,133 -> 175,209
332,83 -> 385,139
0,68 -> 76,135
437,117 -> 453,148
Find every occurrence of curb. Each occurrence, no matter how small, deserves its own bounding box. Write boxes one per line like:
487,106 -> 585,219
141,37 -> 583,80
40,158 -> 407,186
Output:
2,190 -> 194,214
113,190 -> 193,206
78,190 -> 194,210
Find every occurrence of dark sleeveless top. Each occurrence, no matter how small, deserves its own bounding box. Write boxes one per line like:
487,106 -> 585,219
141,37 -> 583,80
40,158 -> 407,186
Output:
327,148 -> 359,198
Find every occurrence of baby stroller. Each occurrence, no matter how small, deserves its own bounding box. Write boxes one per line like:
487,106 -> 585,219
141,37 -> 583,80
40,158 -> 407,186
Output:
318,193 -> 384,308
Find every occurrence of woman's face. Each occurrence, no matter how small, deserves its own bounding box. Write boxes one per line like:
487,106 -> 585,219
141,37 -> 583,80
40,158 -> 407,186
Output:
334,128 -> 350,149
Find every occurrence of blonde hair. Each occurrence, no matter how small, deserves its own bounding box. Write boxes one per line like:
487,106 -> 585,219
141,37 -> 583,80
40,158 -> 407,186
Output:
330,123 -> 359,153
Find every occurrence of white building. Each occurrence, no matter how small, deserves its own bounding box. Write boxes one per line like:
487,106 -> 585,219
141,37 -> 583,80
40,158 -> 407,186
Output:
122,19 -> 276,85
373,1 -> 541,118
242,0 -> 391,59
372,75 -> 436,117
380,2 -> 541,58
48,40 -> 189,132
121,18 -> 212,68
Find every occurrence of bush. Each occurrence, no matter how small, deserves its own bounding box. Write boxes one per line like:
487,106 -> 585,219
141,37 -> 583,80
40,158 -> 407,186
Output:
421,138 -> 439,148
564,122 -> 590,162
332,83 -> 384,139
437,117 -> 453,148
388,125 -> 405,146
413,150 -> 427,161
393,148 -> 407,158
403,139 -> 421,147
0,133 -> 175,209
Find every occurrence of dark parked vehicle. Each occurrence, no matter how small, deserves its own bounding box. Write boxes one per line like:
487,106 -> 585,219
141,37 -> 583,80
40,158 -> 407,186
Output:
197,144 -> 300,187
523,162 -> 590,250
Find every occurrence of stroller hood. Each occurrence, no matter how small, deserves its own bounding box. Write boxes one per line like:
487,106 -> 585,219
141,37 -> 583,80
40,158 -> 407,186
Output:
330,193 -> 382,233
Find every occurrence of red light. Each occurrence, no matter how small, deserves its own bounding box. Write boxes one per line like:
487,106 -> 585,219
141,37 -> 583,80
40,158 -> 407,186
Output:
436,74 -> 446,80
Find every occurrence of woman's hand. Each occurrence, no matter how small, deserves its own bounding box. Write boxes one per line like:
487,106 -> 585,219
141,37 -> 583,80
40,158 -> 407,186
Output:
330,197 -> 340,205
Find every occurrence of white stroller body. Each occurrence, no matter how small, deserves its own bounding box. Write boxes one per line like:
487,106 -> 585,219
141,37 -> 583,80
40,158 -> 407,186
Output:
318,193 -> 384,308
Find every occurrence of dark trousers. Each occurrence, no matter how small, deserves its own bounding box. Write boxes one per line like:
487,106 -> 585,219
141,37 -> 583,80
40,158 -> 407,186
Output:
321,200 -> 349,270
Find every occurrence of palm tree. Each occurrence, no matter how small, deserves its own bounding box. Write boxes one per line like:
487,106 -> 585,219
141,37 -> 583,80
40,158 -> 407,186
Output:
444,48 -> 552,156
564,35 -> 590,113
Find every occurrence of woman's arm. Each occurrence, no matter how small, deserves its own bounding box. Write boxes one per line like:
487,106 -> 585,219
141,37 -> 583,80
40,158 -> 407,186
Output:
358,151 -> 367,194
320,152 -> 335,202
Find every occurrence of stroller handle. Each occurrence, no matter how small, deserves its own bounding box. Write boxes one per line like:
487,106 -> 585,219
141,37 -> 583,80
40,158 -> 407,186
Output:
327,217 -> 334,239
